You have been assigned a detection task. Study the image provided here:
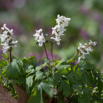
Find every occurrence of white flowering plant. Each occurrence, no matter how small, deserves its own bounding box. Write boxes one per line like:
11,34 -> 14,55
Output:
0,15 -> 103,103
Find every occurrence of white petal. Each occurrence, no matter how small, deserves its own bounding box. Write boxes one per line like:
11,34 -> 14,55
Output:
1,27 -> 4,30
39,42 -> 43,46
78,57 -> 81,61
57,41 -> 60,45
12,40 -> 18,44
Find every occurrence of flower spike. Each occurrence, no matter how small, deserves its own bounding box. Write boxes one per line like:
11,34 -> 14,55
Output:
33,29 -> 46,46
77,40 -> 97,61
51,14 -> 71,45
0,24 -> 18,55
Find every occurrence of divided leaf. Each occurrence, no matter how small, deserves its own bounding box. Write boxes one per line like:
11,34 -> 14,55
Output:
58,80 -> 71,97
26,75 -> 34,94
28,85 -> 43,103
81,69 -> 93,85
78,92 -> 91,103
78,61 -> 95,70
35,71 -> 44,80
41,81 -> 53,98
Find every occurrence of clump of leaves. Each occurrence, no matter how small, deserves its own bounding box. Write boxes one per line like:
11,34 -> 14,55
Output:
0,55 -> 103,103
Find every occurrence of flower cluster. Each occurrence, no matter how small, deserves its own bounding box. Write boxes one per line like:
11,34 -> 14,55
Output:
77,40 -> 97,61
33,15 -> 71,46
33,29 -> 46,46
0,24 -> 18,54
51,14 -> 71,45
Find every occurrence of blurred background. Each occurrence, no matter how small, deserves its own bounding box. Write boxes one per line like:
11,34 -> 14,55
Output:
0,0 -> 103,71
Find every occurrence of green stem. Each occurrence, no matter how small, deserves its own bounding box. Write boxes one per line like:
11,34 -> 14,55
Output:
43,43 -> 49,60
51,42 -> 53,62
71,52 -> 79,62
9,47 -> 12,63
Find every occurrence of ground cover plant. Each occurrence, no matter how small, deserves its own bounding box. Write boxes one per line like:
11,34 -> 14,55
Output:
0,15 -> 103,103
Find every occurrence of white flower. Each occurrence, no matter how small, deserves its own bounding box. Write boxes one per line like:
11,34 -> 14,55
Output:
33,29 -> 46,46
89,40 -> 97,46
0,24 -> 18,55
78,40 -> 97,61
77,43 -> 85,50
0,31 -> 8,42
51,14 -> 71,45
2,46 -> 10,55
33,29 -> 42,41
51,35 -> 61,45
1,24 -> 13,35
56,14 -> 71,26
37,34 -> 46,46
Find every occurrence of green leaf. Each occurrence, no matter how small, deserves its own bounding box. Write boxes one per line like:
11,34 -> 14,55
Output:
0,69 -> 3,75
81,69 -> 93,85
48,77 -> 56,86
6,63 -> 19,79
24,65 -> 34,74
67,58 -> 73,64
0,59 -> 7,69
26,75 -> 34,94
35,71 -> 44,80
72,71 -> 81,81
72,84 -> 80,92
22,58 -> 28,65
97,79 -> 103,94
68,72 -> 75,84
57,99 -> 63,103
26,75 -> 34,88
54,73 -> 60,82
18,77 -> 25,87
35,66 -> 42,71
1,69 -> 7,75
17,59 -> 23,69
36,62 -> 48,71
1,54 -> 8,60
13,60 -> 22,76
48,74 -> 60,86
48,73 -> 60,86
28,85 -> 43,103
78,92 -> 91,103
41,81 -> 53,98
56,59 -> 67,68
10,79 -> 18,84
28,56 -> 38,67
53,60 -> 59,66
78,60 -> 95,70
57,65 -> 70,74
58,80 -> 71,97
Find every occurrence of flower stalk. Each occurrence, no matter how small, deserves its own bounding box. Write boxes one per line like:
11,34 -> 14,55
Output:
9,47 -> 12,63
51,40 -> 53,62
43,43 -> 49,60
71,40 -> 97,62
